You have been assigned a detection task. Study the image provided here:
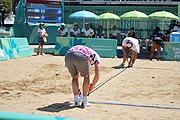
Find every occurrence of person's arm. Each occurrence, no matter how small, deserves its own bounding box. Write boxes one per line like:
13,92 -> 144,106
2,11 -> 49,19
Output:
65,28 -> 68,37
77,29 -> 81,37
122,46 -> 129,63
57,28 -> 61,36
89,61 -> 100,91
64,32 -> 68,37
70,32 -> 74,37
81,29 -> 85,37
70,28 -> 73,37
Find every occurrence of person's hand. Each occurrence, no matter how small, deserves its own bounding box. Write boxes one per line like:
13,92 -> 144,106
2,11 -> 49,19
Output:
44,34 -> 48,38
89,83 -> 93,92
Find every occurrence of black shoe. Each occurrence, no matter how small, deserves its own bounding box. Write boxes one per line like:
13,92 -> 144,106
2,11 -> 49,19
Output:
74,101 -> 80,107
127,64 -> 133,68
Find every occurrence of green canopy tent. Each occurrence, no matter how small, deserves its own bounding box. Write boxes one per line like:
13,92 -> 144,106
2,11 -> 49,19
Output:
148,11 -> 179,30
120,10 -> 149,38
98,12 -> 120,38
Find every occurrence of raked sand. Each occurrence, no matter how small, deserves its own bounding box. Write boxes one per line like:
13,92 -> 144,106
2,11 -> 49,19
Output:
0,55 -> 180,120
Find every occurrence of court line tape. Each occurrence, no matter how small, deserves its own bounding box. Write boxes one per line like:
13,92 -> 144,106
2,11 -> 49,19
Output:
89,101 -> 180,110
89,67 -> 127,94
88,67 -> 180,110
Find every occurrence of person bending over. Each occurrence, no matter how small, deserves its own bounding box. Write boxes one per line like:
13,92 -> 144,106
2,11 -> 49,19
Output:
120,37 -> 140,68
65,45 -> 100,107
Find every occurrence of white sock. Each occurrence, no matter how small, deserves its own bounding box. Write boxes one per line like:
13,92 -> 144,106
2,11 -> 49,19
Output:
83,97 -> 88,103
74,95 -> 79,102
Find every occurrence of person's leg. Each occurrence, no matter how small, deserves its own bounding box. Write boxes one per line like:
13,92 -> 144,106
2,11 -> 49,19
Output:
82,74 -> 90,107
72,75 -> 80,106
150,43 -> 156,60
39,39 -> 44,55
37,43 -> 41,55
157,45 -> 161,61
40,44 -> 43,55
72,75 -> 79,96
65,52 -> 80,106
128,51 -> 137,67
120,46 -> 129,67
130,51 -> 137,66
82,74 -> 90,97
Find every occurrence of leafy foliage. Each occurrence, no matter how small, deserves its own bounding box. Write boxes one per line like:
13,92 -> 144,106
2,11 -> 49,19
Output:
0,0 -> 12,13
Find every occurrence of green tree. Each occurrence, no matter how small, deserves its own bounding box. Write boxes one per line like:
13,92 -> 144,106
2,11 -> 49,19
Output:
0,0 -> 12,14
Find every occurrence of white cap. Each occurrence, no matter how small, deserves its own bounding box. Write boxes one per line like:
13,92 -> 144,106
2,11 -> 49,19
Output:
61,23 -> 65,26
127,43 -> 132,48
40,22 -> 45,25
126,40 -> 133,48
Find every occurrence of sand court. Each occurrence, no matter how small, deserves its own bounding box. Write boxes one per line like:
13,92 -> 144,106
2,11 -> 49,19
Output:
0,55 -> 180,120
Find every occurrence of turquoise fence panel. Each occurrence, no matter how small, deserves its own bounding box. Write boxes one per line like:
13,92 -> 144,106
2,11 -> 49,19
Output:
0,38 -> 32,60
0,40 -> 8,61
162,42 -> 180,61
55,37 -> 117,58
0,112 -> 79,120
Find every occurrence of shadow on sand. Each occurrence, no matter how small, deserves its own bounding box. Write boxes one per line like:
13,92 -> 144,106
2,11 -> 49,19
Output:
37,101 -> 81,113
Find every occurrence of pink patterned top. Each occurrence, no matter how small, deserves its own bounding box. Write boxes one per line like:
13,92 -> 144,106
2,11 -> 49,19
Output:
68,45 -> 100,65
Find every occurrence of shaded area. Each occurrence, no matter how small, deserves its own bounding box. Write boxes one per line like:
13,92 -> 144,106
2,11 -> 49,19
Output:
112,65 -> 126,69
37,102 -> 75,113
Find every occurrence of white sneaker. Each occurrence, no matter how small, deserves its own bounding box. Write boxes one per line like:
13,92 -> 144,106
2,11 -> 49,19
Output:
119,63 -> 125,68
81,100 -> 91,107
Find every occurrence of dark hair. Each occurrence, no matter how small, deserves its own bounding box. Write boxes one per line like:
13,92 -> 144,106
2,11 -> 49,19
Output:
154,26 -> 160,33
131,27 -> 135,30
39,22 -> 44,28
113,25 -> 117,29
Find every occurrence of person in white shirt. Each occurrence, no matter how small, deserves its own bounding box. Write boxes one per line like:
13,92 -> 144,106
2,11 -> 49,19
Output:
110,25 -> 121,39
81,23 -> 93,38
37,22 -> 48,55
120,37 -> 140,68
173,21 -> 180,32
70,23 -> 80,37
57,23 -> 68,37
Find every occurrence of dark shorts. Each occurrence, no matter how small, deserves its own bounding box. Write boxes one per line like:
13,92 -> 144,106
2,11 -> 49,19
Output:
153,40 -> 163,46
65,51 -> 89,77
38,37 -> 44,45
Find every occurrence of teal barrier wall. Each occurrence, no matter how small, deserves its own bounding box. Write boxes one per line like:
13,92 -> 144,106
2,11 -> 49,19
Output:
0,112 -> 79,120
0,40 -> 8,60
55,37 -> 117,58
0,38 -> 32,61
162,42 -> 180,61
